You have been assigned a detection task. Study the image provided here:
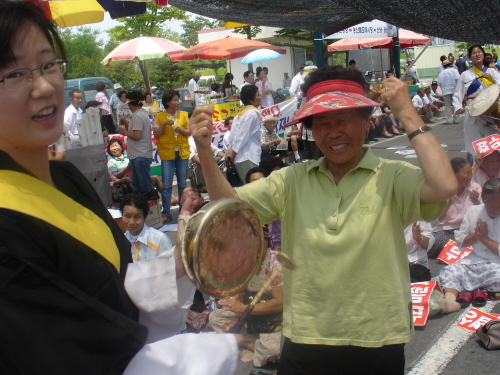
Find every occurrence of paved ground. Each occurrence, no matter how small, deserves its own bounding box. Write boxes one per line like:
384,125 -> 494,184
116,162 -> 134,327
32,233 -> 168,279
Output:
165,113 -> 499,375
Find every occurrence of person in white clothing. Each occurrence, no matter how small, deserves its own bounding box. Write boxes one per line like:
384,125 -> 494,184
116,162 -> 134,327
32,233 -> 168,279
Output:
228,85 -> 262,184
63,88 -> 82,136
412,88 -> 432,122
289,64 -> 305,107
438,178 -> 500,313
222,116 -> 234,153
405,221 -> 434,268
121,193 -> 173,262
188,72 -> 201,94
255,67 -> 275,108
453,44 -> 500,156
438,59 -> 460,124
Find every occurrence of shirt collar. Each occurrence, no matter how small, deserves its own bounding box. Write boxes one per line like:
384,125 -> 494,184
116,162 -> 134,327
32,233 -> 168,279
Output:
125,224 -> 149,245
306,146 -> 380,175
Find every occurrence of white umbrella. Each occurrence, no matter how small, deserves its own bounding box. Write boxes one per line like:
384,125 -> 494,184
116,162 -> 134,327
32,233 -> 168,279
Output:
240,48 -> 282,64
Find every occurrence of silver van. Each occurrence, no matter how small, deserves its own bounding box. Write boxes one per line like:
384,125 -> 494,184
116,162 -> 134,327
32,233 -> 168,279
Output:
64,77 -> 114,110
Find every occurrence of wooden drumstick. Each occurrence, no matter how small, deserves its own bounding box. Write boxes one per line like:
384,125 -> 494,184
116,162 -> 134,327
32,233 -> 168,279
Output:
230,253 -> 296,333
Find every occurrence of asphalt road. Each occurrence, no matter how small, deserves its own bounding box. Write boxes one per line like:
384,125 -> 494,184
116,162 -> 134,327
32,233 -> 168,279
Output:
233,115 -> 500,375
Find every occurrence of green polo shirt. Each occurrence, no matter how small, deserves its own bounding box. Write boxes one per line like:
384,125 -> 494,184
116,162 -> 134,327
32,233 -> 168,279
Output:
236,147 -> 444,347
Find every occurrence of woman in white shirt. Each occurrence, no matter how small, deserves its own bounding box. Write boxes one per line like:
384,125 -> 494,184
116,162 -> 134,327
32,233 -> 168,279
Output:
255,67 -> 275,108
438,178 -> 500,313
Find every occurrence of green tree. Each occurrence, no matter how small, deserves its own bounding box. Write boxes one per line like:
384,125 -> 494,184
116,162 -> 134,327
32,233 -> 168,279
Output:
180,16 -> 223,47
271,28 -> 334,67
106,4 -> 187,43
59,27 -> 106,78
233,25 -> 262,40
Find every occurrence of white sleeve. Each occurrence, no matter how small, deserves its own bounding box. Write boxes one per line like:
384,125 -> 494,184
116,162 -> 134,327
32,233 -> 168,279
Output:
412,96 -> 421,109
453,73 -> 467,111
63,107 -> 74,136
124,333 -> 238,375
188,136 -> 197,160
454,206 -> 477,247
231,111 -> 259,153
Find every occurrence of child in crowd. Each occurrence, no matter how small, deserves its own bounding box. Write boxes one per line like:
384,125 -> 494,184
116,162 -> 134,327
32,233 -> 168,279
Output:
120,193 -> 173,261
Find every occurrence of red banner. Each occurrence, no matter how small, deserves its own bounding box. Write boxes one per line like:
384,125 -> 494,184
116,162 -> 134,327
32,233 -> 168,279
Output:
457,308 -> 497,332
411,281 -> 439,326
472,134 -> 500,157
437,240 -> 472,265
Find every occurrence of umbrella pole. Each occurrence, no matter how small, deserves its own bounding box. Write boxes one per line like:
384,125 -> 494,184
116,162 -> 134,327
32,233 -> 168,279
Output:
138,60 -> 151,93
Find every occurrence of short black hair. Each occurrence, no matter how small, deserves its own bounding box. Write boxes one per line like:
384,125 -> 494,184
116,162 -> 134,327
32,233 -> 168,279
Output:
450,157 -> 469,174
224,116 -> 234,127
95,81 -> 106,92
0,1 -> 66,70
256,66 -> 264,77
259,156 -> 286,176
108,138 -> 124,156
69,88 -> 82,98
468,44 -> 485,59
348,59 -> 356,65
120,193 -> 149,218
240,85 -> 259,106
161,89 -> 180,109
118,90 -> 127,99
224,73 -> 233,80
245,167 -> 267,183
440,55 -> 447,62
243,70 -> 254,79
484,57 -> 495,67
127,90 -> 144,106
300,66 -> 373,128
211,83 -> 220,92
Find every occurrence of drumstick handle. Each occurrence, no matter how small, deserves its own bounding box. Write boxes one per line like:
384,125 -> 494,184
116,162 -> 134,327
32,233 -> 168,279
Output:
229,264 -> 283,334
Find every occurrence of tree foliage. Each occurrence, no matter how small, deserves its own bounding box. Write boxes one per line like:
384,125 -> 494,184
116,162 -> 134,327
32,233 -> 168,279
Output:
106,4 -> 187,44
180,16 -> 223,47
59,27 -> 106,79
233,25 -> 262,40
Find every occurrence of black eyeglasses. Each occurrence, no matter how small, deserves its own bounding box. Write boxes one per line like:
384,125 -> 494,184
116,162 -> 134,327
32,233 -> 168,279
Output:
0,59 -> 66,90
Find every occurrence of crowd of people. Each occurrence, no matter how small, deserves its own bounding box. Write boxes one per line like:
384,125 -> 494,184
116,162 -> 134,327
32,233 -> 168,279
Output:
2,1 -> 500,374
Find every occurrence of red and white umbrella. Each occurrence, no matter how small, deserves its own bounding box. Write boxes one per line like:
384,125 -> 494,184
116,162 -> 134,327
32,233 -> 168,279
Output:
101,36 -> 185,66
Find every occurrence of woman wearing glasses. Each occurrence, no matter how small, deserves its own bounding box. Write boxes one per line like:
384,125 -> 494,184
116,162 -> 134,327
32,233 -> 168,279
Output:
0,2 -> 238,374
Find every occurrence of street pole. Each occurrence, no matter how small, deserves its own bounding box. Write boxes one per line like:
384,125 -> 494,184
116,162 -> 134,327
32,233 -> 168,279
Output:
393,28 -> 400,78
314,32 -> 324,67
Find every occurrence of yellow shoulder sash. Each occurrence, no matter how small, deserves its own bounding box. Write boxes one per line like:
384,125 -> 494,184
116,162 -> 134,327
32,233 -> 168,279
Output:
236,105 -> 257,118
0,170 -> 121,271
472,66 -> 493,86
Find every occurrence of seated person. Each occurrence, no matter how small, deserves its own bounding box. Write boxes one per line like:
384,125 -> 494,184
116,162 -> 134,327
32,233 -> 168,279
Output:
120,193 -> 173,261
438,178 -> 500,313
285,123 -> 303,163
370,105 -> 394,139
472,151 -> 500,188
424,85 -> 444,116
209,249 -> 284,368
429,157 -> 481,257
108,138 -> 130,177
108,138 -> 132,202
245,167 -> 267,184
405,221 -> 434,268
412,88 -> 432,122
260,115 -> 281,157
188,136 -> 225,192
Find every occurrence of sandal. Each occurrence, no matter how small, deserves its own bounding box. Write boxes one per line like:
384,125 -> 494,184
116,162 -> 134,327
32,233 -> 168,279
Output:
472,289 -> 489,307
456,291 -> 473,308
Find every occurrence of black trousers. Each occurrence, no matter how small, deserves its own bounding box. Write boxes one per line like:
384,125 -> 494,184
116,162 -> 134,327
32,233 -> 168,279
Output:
278,338 -> 405,375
